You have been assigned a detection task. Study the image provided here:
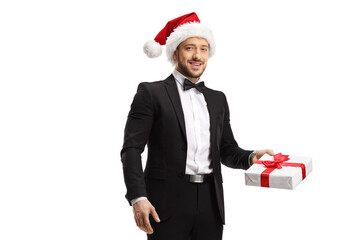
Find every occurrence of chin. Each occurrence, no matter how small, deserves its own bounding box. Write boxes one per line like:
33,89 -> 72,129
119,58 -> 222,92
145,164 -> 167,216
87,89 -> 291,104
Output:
187,66 -> 204,75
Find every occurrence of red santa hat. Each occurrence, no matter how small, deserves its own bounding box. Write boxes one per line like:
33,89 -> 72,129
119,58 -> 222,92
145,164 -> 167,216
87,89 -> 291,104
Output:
143,12 -> 216,65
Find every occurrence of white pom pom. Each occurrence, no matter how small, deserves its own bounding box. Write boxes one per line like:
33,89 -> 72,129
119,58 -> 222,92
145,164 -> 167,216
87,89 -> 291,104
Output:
143,40 -> 162,58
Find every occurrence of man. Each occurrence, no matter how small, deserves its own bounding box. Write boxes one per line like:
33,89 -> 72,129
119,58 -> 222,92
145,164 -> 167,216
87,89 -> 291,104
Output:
121,12 -> 273,240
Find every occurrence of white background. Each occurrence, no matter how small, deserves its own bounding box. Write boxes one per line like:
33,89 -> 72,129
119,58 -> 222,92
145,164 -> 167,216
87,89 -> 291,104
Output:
1,0 -> 359,239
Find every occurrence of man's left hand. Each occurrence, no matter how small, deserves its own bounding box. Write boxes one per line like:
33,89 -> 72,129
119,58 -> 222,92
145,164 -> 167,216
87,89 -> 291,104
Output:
252,149 -> 274,164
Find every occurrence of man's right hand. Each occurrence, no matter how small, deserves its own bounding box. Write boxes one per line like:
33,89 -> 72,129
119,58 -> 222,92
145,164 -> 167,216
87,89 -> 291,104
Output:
132,199 -> 160,234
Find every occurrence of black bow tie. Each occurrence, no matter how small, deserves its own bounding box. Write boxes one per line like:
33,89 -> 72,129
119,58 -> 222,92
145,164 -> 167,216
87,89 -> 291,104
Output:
183,79 -> 205,93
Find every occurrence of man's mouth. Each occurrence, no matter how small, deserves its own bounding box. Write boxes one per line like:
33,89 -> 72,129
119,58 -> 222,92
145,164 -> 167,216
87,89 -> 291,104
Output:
189,61 -> 202,69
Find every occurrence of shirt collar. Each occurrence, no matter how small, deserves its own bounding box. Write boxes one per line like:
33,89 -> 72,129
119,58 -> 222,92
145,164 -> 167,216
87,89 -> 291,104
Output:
172,69 -> 203,87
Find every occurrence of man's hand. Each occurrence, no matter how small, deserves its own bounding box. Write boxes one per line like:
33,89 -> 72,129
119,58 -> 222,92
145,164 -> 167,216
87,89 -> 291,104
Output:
132,199 -> 160,234
252,149 -> 274,164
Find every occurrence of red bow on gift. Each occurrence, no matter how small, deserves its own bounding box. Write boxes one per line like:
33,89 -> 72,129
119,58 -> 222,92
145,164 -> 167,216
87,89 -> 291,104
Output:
260,153 -> 290,169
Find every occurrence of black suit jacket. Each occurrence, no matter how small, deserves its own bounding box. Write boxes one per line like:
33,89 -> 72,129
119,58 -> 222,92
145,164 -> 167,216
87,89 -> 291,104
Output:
121,74 -> 252,224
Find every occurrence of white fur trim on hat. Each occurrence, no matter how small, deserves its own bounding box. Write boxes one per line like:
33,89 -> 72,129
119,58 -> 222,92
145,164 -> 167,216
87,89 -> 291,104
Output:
143,40 -> 162,58
166,22 -> 216,65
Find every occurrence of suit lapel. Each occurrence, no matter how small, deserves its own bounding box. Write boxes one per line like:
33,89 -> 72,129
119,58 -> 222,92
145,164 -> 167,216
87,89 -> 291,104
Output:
164,75 -> 187,139
164,75 -> 218,153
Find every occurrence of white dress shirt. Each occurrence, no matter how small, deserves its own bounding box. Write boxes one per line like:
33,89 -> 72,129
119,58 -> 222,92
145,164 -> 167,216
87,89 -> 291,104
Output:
172,69 -> 213,175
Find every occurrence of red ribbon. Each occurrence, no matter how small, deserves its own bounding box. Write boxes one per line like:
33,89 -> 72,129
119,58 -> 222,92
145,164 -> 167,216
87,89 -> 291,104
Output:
255,153 -> 306,188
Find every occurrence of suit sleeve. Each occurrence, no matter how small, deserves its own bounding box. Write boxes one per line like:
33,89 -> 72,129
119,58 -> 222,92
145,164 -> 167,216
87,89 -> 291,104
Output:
121,82 -> 153,205
219,93 -> 253,170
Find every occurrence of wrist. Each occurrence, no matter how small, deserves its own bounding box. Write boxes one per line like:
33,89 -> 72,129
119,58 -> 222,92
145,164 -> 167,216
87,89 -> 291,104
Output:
249,150 -> 258,166
130,196 -> 148,206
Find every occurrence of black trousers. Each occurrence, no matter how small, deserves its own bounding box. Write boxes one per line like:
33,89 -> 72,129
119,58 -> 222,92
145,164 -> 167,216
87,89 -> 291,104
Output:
147,176 -> 223,240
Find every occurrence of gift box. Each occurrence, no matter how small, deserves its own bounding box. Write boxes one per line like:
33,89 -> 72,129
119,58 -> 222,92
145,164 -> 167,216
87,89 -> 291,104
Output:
245,153 -> 312,189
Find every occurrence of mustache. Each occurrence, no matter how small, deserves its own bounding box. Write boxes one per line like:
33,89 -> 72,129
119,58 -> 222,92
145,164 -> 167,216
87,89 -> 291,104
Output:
189,59 -> 203,63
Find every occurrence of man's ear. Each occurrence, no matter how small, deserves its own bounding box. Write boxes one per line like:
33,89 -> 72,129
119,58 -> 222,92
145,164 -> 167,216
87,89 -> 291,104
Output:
173,50 -> 177,63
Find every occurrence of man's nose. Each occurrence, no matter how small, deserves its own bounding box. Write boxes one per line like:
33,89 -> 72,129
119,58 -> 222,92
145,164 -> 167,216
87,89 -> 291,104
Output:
193,49 -> 201,60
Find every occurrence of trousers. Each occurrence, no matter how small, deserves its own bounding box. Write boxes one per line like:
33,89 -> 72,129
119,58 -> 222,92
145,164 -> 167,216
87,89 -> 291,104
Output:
147,176 -> 223,240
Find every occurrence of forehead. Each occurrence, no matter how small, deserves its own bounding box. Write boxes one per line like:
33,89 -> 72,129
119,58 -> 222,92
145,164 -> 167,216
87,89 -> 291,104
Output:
180,37 -> 209,47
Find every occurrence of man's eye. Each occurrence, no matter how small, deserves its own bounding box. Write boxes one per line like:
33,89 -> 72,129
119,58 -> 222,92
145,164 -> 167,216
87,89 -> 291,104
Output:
202,48 -> 208,51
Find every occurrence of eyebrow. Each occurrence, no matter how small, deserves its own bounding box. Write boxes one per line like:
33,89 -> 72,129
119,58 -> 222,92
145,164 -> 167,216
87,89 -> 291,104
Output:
184,44 -> 209,48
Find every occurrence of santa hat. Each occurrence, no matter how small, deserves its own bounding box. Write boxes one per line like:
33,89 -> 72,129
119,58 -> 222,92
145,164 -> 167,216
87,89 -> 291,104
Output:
143,12 -> 216,65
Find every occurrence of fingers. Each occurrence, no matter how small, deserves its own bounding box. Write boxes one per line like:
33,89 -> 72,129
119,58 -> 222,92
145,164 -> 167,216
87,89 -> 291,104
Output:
266,149 -> 274,156
255,149 -> 275,161
134,211 -> 153,234
134,211 -> 143,230
143,213 -> 154,234
150,207 -> 161,223
259,149 -> 274,156
133,200 -> 158,234
134,214 -> 140,228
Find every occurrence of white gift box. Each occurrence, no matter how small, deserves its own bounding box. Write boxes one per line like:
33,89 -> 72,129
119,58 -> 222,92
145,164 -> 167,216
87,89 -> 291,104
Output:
245,154 -> 312,190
